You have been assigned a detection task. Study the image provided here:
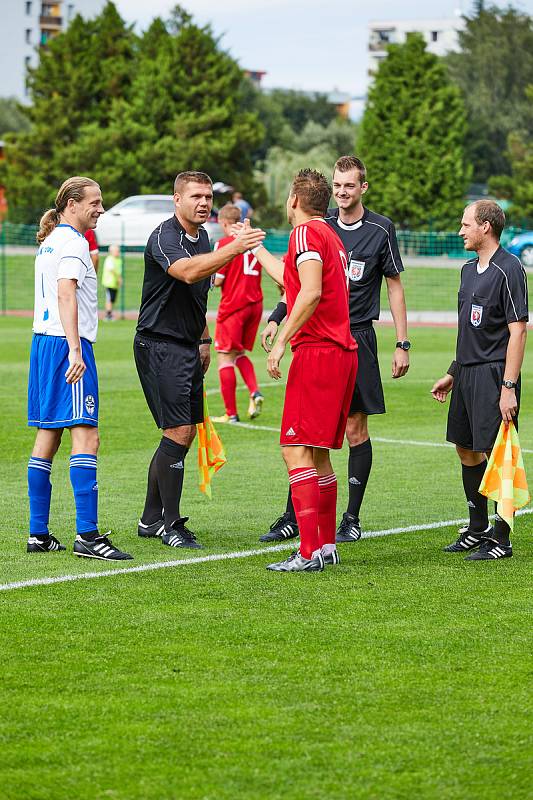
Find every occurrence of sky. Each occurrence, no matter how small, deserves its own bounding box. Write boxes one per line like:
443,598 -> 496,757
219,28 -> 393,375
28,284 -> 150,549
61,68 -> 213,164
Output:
112,0 -> 533,98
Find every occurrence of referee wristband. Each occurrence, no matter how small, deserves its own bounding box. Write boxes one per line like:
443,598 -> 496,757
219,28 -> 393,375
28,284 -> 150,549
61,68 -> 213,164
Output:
199,337 -> 212,345
268,301 -> 287,326
447,360 -> 457,377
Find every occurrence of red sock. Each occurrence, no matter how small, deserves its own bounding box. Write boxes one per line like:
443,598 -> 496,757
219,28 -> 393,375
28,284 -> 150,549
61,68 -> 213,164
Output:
318,473 -> 337,547
289,467 -> 319,559
235,354 -> 259,395
219,364 -> 237,416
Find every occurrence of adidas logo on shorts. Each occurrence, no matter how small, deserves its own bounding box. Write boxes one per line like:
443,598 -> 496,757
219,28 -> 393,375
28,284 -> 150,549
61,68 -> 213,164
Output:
285,427 -> 296,436
467,500 -> 476,508
349,477 -> 361,485
170,461 -> 184,469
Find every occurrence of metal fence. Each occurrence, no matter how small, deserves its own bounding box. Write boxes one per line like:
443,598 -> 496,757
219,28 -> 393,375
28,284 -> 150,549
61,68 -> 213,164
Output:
0,222 -> 528,316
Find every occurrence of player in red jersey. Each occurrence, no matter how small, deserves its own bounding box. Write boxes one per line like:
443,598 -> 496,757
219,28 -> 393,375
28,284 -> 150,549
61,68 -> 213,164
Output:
84,228 -> 99,273
251,169 -> 358,572
212,204 -> 264,422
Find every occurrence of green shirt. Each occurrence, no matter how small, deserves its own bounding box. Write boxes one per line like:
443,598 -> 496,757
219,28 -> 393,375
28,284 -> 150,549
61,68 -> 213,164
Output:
102,254 -> 122,290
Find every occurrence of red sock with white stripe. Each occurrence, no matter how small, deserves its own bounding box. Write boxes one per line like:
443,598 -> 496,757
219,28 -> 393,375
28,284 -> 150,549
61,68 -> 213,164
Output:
235,354 -> 259,394
318,473 -> 337,554
218,363 -> 237,417
288,467 -> 319,559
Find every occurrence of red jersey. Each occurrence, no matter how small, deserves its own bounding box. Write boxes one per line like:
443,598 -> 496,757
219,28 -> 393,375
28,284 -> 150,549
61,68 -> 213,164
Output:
214,236 -> 263,322
285,218 -> 355,351
85,229 -> 99,253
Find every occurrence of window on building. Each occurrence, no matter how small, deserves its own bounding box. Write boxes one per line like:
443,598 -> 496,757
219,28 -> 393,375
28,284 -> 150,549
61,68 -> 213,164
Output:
67,4 -> 75,20
431,30 -> 439,42
25,29 -> 32,44
25,1 -> 32,14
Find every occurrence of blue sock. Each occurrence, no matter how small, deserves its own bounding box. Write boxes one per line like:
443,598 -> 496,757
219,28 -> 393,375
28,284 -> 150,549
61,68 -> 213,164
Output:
28,456 -> 52,537
69,454 -> 98,536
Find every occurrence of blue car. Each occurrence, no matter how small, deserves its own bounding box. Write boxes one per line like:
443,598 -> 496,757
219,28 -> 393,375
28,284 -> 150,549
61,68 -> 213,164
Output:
507,231 -> 533,267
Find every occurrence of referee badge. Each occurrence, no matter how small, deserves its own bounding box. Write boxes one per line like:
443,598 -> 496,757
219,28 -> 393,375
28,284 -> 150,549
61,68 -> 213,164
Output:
349,259 -> 365,282
470,304 -> 483,327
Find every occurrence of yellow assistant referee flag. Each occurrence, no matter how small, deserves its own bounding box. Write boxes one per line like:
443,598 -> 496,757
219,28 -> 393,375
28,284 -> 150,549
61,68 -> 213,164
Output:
479,421 -> 530,531
196,393 -> 227,498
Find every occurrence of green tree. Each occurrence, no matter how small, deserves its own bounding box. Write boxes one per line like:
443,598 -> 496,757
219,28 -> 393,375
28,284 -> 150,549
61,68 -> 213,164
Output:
1,2 -> 135,222
488,85 -> 533,225
1,2 -> 264,221
358,33 -> 470,229
0,98 -> 30,136
447,5 -> 533,182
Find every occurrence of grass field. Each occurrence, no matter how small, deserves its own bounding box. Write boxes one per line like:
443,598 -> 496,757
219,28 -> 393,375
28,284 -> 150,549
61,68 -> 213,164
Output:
1,318 -> 532,800
2,254 -> 464,312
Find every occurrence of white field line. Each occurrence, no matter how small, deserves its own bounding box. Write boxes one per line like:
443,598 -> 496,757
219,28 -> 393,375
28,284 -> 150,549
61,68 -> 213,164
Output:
223,419 -> 533,454
2,508 -> 532,594
206,381 -> 533,454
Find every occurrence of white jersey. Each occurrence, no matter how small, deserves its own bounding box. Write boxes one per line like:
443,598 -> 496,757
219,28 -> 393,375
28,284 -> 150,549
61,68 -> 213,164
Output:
33,224 -> 98,343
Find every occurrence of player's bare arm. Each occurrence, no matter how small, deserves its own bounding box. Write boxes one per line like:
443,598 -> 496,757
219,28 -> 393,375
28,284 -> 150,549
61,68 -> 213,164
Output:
57,277 -> 85,385
261,294 -> 287,352
431,373 -> 454,403
267,260 -> 322,379
386,275 -> 409,378
199,324 -> 211,374
252,244 -> 285,288
500,320 -> 527,423
168,225 -> 265,284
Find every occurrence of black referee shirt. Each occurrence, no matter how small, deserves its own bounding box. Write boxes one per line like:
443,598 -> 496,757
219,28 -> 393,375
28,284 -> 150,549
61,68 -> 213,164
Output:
324,207 -> 404,325
456,246 -> 528,366
137,215 -> 211,344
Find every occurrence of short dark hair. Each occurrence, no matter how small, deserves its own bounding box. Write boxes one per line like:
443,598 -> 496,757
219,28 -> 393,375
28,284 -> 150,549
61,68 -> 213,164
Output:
290,168 -> 331,216
334,155 -> 367,184
174,171 -> 212,194
472,200 -> 505,239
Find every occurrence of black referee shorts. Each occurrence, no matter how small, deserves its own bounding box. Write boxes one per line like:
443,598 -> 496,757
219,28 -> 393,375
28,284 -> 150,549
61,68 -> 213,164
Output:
446,362 -> 520,452
349,326 -> 386,416
134,333 -> 204,429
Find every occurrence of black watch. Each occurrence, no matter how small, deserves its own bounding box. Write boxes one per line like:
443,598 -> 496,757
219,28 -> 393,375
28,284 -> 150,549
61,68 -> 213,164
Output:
199,337 -> 212,345
395,340 -> 411,351
502,380 -> 517,389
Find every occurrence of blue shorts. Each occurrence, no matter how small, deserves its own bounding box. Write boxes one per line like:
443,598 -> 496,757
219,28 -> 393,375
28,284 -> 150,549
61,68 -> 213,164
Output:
28,334 -> 99,428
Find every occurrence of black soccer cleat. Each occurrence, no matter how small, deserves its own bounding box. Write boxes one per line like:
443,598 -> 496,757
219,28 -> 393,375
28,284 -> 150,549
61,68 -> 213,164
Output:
27,535 -> 66,553
137,519 -> 164,538
335,512 -> 362,543
266,550 -> 324,572
465,539 -> 512,560
73,533 -> 133,561
161,518 -> 202,549
443,524 -> 492,552
259,512 -> 299,543
322,548 -> 341,566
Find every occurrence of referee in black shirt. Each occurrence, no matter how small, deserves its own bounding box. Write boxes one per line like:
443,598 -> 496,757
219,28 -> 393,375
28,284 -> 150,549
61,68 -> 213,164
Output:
432,200 -> 528,560
260,155 -> 410,543
134,171 -> 264,549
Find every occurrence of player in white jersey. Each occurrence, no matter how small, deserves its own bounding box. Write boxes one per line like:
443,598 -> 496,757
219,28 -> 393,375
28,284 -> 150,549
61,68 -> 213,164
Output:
27,176 -> 132,560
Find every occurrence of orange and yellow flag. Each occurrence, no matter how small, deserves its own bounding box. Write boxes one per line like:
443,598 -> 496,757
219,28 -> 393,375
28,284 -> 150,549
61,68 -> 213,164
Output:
196,393 -> 227,498
479,421 -> 530,531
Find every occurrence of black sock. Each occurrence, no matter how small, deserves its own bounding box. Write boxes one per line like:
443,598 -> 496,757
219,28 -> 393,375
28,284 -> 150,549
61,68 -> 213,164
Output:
493,508 -> 511,545
141,450 -> 163,525
155,437 -> 188,532
461,462 -> 489,532
285,486 -> 296,523
346,439 -> 372,520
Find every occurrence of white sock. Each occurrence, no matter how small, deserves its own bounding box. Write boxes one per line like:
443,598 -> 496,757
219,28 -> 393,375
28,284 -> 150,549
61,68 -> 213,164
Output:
311,548 -> 322,560
321,544 -> 336,556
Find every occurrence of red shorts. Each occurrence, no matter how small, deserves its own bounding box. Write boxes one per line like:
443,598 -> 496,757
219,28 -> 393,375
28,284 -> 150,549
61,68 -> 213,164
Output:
215,302 -> 263,353
280,344 -> 358,449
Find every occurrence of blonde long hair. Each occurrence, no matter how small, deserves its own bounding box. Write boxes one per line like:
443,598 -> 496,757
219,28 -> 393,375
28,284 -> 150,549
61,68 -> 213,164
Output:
37,176 -> 99,244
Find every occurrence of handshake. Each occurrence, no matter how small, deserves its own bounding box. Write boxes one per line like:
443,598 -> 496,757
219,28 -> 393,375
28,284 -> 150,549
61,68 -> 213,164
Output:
230,219 -> 265,254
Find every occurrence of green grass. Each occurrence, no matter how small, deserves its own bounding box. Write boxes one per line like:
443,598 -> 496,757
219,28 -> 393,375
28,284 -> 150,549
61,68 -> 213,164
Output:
2,254 -> 462,313
1,318 -> 532,800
